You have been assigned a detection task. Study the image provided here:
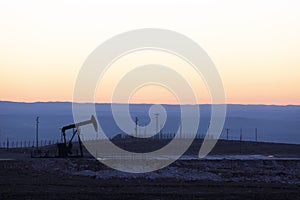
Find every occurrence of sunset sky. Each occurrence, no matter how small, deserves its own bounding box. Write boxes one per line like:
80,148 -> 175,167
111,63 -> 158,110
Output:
1,0 -> 300,105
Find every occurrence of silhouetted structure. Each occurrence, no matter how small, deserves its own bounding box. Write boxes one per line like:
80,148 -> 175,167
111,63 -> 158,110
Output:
59,115 -> 98,157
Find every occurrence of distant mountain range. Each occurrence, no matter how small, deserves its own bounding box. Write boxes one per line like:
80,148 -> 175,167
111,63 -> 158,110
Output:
0,101 -> 299,144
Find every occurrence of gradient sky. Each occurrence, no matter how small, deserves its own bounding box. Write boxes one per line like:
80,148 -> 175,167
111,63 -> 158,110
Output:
1,0 -> 300,105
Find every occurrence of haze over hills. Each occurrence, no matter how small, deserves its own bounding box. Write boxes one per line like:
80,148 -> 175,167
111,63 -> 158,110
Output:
0,101 -> 299,144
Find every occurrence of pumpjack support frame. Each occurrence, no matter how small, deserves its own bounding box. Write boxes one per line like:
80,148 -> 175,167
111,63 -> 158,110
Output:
59,115 -> 98,157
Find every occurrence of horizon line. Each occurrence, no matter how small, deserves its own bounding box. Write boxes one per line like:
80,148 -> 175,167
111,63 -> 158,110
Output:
0,100 -> 299,107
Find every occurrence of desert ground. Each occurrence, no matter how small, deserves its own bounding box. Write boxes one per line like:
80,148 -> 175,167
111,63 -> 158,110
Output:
1,139 -> 300,200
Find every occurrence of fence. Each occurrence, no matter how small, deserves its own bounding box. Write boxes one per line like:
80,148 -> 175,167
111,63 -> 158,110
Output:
0,128 -> 262,149
0,139 -> 58,149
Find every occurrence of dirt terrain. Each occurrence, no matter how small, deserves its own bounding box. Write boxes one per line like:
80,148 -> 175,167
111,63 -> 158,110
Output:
1,139 -> 300,199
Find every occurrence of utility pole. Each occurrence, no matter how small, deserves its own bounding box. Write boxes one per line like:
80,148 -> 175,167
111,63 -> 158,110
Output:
36,116 -> 39,150
59,128 -> 63,142
255,128 -> 258,142
154,113 -> 159,134
135,117 -> 138,137
179,121 -> 182,139
240,128 -> 243,141
160,124 -> 163,139
144,123 -> 147,138
207,122 -> 211,139
226,128 -> 229,141
240,128 -> 243,154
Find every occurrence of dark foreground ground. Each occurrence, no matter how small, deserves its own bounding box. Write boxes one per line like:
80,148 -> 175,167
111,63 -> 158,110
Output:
1,139 -> 300,200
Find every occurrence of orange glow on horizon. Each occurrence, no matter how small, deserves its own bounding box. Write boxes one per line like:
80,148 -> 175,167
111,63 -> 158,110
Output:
0,1 -> 300,106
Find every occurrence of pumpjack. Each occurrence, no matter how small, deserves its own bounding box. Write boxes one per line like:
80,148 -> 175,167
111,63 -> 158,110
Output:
57,115 -> 98,157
